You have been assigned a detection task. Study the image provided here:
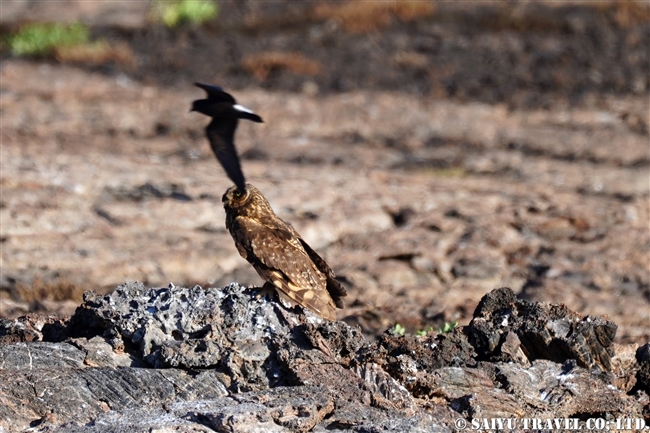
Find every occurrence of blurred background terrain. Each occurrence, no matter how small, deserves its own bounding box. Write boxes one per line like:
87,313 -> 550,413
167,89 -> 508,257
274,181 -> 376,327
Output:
1,0 -> 648,343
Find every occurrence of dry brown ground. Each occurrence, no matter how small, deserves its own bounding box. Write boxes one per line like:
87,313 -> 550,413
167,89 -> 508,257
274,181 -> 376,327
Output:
2,60 -> 648,343
0,0 -> 648,344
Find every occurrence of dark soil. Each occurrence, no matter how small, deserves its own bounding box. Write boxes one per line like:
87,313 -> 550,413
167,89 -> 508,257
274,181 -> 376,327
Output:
10,2 -> 649,106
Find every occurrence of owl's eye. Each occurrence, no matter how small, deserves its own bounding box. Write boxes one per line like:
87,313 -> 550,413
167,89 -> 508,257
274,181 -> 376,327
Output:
233,190 -> 243,198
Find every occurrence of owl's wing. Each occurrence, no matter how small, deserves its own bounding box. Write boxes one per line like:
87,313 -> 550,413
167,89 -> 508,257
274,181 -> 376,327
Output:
281,223 -> 347,309
298,238 -> 347,308
234,216 -> 337,320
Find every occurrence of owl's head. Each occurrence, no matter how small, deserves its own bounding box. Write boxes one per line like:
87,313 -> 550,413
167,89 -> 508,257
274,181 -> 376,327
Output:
222,183 -> 273,216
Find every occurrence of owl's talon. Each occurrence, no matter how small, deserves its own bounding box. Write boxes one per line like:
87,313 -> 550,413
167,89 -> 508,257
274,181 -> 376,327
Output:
255,282 -> 276,300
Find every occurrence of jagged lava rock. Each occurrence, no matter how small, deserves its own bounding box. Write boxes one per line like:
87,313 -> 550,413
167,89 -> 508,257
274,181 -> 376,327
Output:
72,282 -> 289,387
0,283 -> 646,432
466,287 -> 617,370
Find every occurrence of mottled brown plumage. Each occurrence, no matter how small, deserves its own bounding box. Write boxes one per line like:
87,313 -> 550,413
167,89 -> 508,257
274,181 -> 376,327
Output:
222,184 -> 346,320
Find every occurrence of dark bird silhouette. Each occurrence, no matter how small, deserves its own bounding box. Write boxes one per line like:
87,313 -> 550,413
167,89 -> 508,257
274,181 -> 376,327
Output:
223,183 -> 347,320
191,83 -> 263,192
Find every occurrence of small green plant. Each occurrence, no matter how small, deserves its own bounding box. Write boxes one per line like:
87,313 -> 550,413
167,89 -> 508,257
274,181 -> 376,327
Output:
439,321 -> 458,333
393,321 -> 458,337
415,327 -> 434,337
390,323 -> 406,336
8,22 -> 89,56
156,0 -> 219,28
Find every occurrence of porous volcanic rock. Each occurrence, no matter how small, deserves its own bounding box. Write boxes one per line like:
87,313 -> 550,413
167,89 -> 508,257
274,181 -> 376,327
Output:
0,283 -> 646,432
466,287 -> 618,370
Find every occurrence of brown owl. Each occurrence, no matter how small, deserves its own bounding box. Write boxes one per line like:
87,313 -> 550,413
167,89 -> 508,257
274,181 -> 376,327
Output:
222,184 -> 346,320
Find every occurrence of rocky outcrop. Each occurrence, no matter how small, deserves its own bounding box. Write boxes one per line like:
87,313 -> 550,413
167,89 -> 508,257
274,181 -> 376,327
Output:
0,283 -> 647,432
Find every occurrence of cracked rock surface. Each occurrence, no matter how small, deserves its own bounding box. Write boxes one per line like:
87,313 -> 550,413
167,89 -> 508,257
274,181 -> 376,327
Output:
0,283 -> 647,432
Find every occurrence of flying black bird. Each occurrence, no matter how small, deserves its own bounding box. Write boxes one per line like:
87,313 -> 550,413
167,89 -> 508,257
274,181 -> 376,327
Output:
191,83 -> 263,192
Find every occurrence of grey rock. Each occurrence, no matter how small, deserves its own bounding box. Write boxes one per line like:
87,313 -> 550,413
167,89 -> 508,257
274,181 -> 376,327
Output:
354,362 -> 413,410
0,314 -> 69,344
0,283 -> 644,432
466,287 -> 617,370
201,402 -> 285,433
34,406 -> 215,433
78,284 -> 271,349
68,337 -> 139,368
636,343 -> 650,393
321,401 -> 449,433
494,360 -> 641,417
229,386 -> 334,432
0,366 -> 229,432
0,342 -> 86,370
71,282 -> 299,392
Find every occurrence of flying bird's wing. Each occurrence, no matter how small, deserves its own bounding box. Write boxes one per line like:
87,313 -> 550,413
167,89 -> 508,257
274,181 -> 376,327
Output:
192,84 -> 264,191
194,82 -> 235,103
233,104 -> 263,123
194,83 -> 263,122
205,118 -> 246,192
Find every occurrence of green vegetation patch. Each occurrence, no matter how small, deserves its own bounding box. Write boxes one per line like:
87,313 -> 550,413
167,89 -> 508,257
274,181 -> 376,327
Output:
8,22 -> 89,56
392,321 -> 459,337
156,0 -> 219,28
438,321 -> 458,334
390,323 -> 406,336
